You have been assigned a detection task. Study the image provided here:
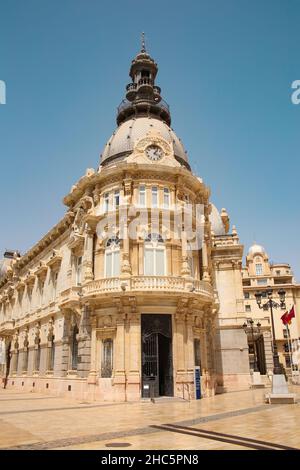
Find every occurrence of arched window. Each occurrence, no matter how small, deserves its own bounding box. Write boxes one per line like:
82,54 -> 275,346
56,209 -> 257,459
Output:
144,233 -> 165,276
105,237 -> 120,277
71,325 -> 79,370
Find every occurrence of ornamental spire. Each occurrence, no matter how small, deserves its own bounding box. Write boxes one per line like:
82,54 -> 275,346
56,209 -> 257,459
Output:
141,32 -> 146,53
116,39 -> 171,126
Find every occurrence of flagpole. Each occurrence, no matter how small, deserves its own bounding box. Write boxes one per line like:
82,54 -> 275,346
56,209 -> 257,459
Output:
286,323 -> 294,371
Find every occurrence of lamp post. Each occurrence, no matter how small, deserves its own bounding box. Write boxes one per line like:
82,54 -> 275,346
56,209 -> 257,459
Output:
243,318 -> 261,372
255,288 -> 286,375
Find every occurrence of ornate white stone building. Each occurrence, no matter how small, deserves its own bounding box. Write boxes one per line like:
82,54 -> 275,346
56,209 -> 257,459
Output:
0,45 -> 298,400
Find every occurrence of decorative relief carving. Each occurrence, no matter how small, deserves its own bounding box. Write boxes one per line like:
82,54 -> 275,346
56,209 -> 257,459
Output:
134,134 -> 172,157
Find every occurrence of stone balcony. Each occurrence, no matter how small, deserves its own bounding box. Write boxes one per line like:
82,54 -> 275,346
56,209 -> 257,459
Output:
83,276 -> 214,302
59,286 -> 82,309
0,319 -> 15,335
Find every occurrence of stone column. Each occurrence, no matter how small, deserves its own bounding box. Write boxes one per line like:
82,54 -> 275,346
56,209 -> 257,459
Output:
185,314 -> 195,399
59,315 -> 70,376
202,238 -> 211,282
78,306 -> 92,378
11,352 -> 17,374
87,316 -> 98,384
174,313 -> 186,397
83,227 -> 94,283
113,314 -> 127,401
204,315 -> 216,396
186,314 -> 195,374
127,312 -> 141,401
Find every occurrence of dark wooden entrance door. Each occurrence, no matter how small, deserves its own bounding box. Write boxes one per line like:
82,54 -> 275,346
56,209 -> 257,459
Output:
141,314 -> 173,398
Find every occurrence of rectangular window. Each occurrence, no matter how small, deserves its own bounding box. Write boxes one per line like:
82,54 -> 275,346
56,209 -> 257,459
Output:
283,329 -> 288,339
35,345 -> 41,371
39,281 -> 43,306
139,185 -> 146,207
255,263 -> 263,275
52,271 -> 58,301
144,247 -> 165,276
105,252 -> 112,278
101,339 -> 113,377
113,251 -> 120,277
144,248 -> 154,276
155,248 -> 165,276
152,186 -> 158,208
104,193 -> 109,212
163,187 -> 170,208
114,190 -> 120,208
105,251 -> 120,277
257,278 -> 267,286
244,292 -> 250,299
245,305 -> 251,312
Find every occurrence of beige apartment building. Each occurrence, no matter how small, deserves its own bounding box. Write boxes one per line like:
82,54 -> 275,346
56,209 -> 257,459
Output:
0,45 -> 299,401
242,244 -> 300,375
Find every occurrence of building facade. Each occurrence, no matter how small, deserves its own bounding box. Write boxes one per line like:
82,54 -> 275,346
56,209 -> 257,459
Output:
1,45 -> 296,402
242,244 -> 300,375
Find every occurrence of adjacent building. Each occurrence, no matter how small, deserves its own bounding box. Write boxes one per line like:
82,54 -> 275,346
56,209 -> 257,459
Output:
242,244 -> 300,375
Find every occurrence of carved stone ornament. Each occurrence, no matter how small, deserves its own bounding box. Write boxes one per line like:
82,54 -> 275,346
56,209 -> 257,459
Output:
134,134 -> 172,158
47,318 -> 54,341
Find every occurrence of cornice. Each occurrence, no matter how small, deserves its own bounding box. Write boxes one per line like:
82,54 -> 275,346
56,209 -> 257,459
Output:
0,213 -> 74,291
63,163 -> 210,208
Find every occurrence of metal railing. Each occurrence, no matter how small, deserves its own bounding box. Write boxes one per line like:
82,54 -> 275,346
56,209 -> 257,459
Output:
117,98 -> 170,116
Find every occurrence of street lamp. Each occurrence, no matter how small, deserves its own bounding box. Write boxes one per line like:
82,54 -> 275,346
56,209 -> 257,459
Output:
255,288 -> 286,375
243,318 -> 261,372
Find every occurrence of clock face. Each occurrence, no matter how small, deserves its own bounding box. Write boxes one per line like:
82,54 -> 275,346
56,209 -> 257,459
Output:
145,145 -> 164,161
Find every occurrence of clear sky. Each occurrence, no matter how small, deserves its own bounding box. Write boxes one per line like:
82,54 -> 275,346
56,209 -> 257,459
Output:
0,0 -> 299,279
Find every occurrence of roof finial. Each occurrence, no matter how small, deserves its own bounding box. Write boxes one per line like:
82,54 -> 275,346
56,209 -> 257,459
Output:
141,32 -> 146,53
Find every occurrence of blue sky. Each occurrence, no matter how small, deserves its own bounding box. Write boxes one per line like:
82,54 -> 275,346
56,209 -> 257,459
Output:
0,0 -> 299,279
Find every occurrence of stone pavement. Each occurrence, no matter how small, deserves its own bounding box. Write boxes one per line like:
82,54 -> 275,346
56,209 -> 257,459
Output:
0,386 -> 299,450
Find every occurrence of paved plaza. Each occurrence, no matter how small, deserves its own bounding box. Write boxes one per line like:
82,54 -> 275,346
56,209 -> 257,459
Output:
0,386 -> 299,450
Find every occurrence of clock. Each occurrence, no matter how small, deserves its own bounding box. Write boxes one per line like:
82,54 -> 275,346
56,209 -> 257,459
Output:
145,144 -> 164,161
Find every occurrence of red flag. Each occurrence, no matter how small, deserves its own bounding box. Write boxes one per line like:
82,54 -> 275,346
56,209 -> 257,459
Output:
281,311 -> 289,325
286,306 -> 295,325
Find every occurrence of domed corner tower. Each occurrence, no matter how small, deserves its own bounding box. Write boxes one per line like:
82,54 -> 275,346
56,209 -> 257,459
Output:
61,38 -> 250,402
99,37 -> 190,172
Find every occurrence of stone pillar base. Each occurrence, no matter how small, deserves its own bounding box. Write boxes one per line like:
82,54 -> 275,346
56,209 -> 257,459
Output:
251,371 -> 265,389
216,373 -> 251,393
87,371 -> 97,384
112,373 -> 126,401
265,393 -> 297,404
126,373 -> 140,401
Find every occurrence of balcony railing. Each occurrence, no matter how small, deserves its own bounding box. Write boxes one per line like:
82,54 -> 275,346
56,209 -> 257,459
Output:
83,276 -> 213,298
117,98 -> 170,116
84,277 -> 120,294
